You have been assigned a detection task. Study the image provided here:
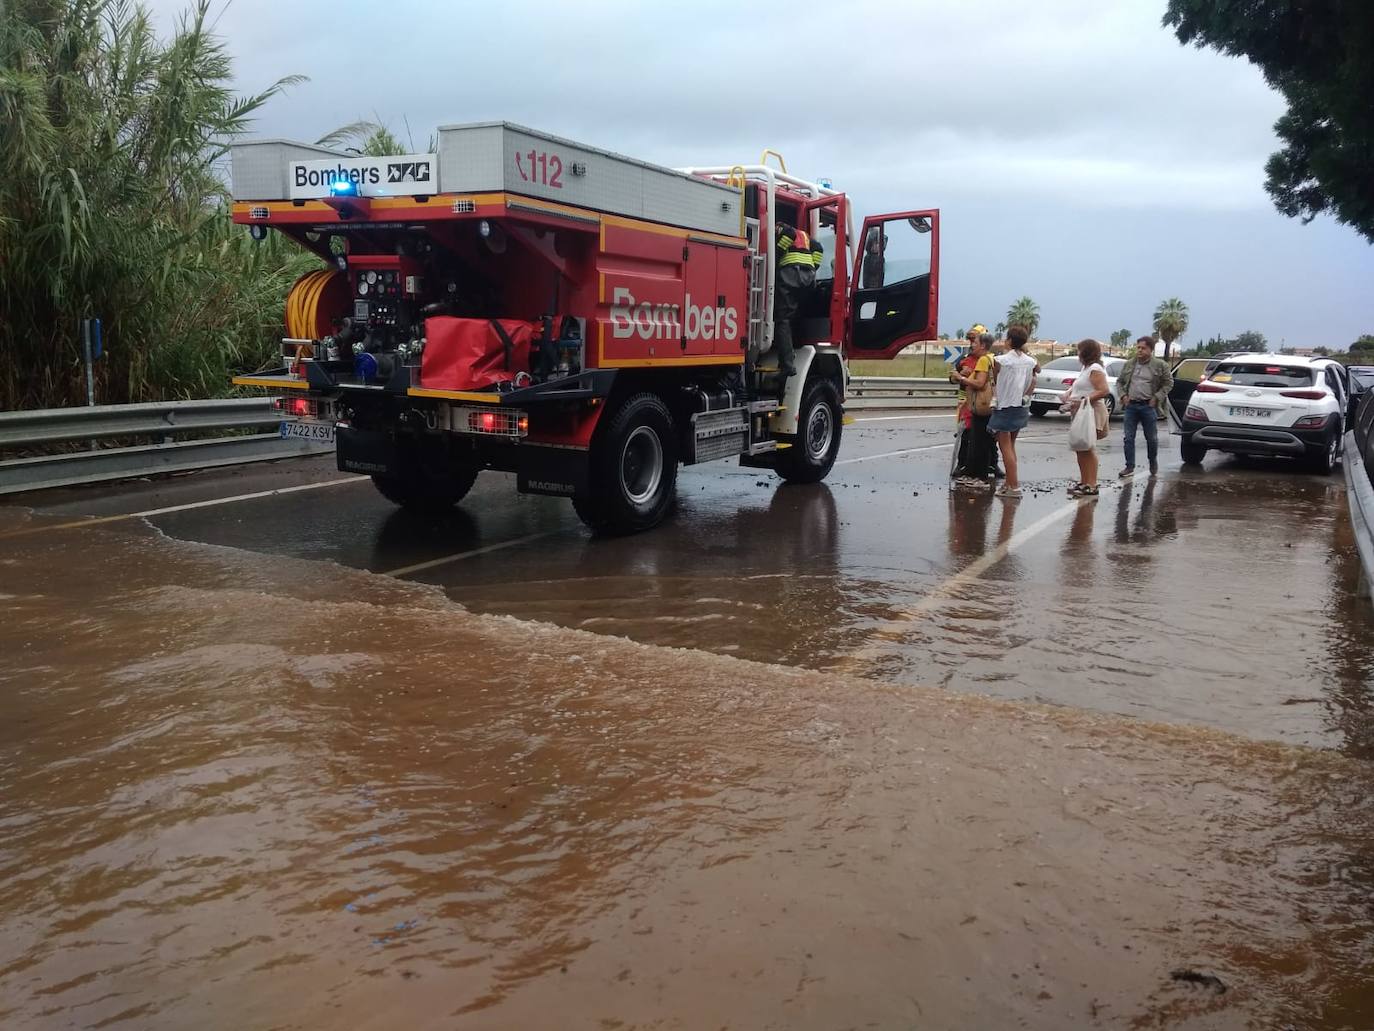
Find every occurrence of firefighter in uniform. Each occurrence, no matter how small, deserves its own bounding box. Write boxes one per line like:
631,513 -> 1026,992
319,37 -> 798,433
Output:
773,222 -> 824,380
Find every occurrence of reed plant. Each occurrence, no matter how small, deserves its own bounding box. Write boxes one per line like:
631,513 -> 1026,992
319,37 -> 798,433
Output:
0,0 -> 315,410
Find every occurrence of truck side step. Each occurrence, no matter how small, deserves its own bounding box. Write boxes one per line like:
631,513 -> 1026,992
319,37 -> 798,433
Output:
748,399 -> 779,414
688,406 -> 749,465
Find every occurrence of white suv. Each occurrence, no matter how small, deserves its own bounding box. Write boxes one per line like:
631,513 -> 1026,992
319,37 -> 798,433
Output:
1180,355 -> 1349,474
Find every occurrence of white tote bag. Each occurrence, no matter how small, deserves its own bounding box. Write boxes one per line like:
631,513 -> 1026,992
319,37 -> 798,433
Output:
1067,399 -> 1096,451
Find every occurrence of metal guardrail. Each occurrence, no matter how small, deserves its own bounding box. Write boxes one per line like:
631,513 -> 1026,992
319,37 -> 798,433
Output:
0,398 -> 280,448
0,376 -> 955,497
0,398 -> 332,496
847,376 -> 958,410
1342,392 -> 1374,600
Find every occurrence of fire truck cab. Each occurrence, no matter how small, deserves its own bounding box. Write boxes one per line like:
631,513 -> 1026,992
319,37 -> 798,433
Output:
229,123 -> 939,533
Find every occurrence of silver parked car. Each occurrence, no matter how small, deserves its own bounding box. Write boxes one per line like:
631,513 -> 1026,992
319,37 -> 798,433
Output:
1029,355 -> 1127,418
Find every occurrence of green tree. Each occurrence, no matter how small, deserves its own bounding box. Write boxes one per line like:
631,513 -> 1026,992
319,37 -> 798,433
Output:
1164,1 -> 1374,243
1005,297 -> 1040,338
1232,330 -> 1268,352
1110,328 -> 1132,351
1351,335 -> 1374,358
0,0 -> 309,410
1153,298 -> 1190,359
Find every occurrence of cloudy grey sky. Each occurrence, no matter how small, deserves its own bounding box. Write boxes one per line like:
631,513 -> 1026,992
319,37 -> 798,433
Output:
155,0 -> 1373,347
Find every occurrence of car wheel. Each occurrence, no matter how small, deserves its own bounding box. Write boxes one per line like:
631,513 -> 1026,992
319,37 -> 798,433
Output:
1180,439 -> 1207,466
776,377 -> 843,483
1104,395 -> 1117,419
573,392 -> 678,534
1029,402 -> 1049,418
1307,431 -> 1340,475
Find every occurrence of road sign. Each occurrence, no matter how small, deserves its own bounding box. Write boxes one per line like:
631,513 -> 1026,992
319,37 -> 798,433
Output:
943,344 -> 967,364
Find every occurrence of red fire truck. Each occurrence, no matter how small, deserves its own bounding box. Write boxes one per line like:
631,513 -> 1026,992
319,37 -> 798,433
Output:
230,123 -> 939,533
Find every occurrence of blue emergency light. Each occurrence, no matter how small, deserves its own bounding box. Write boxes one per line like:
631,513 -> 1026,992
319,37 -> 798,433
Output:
354,352 -> 378,381
329,179 -> 358,196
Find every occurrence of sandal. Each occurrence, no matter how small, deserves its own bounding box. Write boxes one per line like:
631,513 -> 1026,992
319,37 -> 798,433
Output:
1077,485 -> 1100,497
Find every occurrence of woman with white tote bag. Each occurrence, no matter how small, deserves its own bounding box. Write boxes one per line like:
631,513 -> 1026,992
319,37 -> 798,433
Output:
1062,338 -> 1112,497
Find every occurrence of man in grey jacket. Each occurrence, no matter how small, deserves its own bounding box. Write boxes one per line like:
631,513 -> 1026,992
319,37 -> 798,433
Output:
1117,336 -> 1174,477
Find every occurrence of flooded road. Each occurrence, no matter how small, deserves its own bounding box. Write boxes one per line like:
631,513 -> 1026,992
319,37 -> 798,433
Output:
3,417 -> 1374,1027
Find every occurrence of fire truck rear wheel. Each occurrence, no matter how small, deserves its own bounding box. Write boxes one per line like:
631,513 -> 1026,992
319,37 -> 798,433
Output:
371,463 -> 479,511
574,392 -> 678,534
777,378 -> 843,484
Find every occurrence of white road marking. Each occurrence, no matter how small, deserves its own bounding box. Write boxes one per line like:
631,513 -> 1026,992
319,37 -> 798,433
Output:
853,414 -> 957,422
838,495 -> 1090,668
0,476 -> 366,540
835,443 -> 954,465
383,530 -> 563,578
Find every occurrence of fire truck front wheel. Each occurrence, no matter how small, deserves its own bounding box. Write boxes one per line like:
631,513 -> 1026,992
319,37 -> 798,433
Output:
370,463 -> 479,511
574,393 -> 678,534
777,378 -> 843,484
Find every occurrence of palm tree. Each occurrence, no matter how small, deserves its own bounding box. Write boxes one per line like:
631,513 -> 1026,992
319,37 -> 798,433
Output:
1153,299 -> 1190,360
1110,328 -> 1132,352
1005,297 -> 1040,338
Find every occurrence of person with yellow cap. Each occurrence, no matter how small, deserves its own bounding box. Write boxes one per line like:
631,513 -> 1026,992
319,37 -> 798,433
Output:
950,327 -> 997,482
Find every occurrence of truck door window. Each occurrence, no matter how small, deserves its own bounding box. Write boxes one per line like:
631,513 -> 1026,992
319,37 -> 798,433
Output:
811,210 -> 837,287
857,217 -> 930,291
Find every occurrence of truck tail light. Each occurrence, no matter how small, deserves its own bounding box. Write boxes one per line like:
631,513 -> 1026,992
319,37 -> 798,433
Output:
459,407 -> 528,438
1195,383 -> 1229,393
1185,405 -> 1208,421
272,396 -> 320,419
1280,390 -> 1326,400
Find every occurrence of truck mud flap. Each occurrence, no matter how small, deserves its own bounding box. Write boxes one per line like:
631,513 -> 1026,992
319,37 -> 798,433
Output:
336,426 -> 395,476
517,445 -> 588,497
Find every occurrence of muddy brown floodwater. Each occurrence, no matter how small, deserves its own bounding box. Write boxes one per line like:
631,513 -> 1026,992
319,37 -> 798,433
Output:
1,511 -> 1373,1029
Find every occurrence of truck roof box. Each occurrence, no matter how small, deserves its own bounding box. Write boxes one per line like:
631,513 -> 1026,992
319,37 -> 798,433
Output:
229,122 -> 743,238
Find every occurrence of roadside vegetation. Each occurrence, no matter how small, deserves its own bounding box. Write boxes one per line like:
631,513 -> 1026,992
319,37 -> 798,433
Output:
0,0 -> 314,411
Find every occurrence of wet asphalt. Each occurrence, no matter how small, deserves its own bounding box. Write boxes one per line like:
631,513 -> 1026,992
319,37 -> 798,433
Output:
6,411 -> 1372,756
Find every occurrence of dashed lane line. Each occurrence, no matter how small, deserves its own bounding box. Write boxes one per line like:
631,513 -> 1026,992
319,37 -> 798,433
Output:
835,443 -> 954,465
0,476 -> 366,540
382,530 -> 565,578
834,495 -> 1090,671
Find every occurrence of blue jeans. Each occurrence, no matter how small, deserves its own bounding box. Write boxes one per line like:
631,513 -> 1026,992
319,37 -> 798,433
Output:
1122,402 -> 1158,469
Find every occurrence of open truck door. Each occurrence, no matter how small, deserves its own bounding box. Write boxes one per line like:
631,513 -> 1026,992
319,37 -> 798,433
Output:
847,210 -> 939,360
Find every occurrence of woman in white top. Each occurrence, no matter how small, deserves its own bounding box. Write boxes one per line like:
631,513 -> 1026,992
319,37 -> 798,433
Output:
1062,337 -> 1112,497
987,324 -> 1040,498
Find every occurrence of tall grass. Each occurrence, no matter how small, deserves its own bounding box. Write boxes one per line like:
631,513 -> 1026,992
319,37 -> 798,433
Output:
0,0 -> 317,410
